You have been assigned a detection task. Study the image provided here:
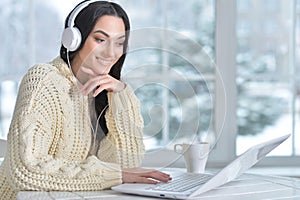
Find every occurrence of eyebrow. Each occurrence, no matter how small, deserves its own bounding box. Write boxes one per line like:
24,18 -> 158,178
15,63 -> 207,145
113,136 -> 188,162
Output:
93,30 -> 126,39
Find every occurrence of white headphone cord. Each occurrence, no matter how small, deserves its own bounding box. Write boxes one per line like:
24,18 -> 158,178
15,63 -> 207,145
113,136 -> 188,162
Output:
94,104 -> 108,138
66,50 -> 108,151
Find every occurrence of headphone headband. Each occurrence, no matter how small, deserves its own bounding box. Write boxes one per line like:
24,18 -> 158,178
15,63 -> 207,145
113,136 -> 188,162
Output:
67,0 -> 100,28
62,0 -> 100,51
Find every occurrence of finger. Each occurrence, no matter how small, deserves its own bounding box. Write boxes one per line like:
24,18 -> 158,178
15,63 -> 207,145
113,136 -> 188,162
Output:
93,78 -> 123,96
80,76 -> 109,95
141,170 -> 171,178
147,172 -> 171,183
133,169 -> 171,178
80,66 -> 98,76
79,77 -> 95,93
152,171 -> 172,181
93,79 -> 114,97
93,84 -> 108,97
135,176 -> 158,184
138,170 -> 172,183
80,79 -> 99,96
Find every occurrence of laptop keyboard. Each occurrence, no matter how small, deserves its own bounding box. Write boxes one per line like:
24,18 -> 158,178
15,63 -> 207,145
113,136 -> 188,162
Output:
148,173 -> 212,193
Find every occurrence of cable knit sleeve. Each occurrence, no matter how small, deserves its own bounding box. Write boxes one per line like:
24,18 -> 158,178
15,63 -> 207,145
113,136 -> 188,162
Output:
4,64 -> 122,194
97,85 -> 145,168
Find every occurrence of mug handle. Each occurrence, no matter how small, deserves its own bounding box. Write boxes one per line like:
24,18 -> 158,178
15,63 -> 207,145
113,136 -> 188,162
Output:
174,144 -> 183,154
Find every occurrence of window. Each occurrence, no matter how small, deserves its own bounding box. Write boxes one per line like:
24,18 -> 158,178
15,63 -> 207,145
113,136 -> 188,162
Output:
236,0 -> 300,162
118,0 -> 216,151
0,0 -> 74,139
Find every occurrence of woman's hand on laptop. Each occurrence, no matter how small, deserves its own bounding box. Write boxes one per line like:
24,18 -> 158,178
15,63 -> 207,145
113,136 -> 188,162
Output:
122,168 -> 172,184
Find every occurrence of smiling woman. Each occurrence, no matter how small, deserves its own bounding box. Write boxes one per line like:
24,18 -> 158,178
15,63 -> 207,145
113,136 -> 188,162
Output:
0,1 -> 171,200
71,15 -> 126,96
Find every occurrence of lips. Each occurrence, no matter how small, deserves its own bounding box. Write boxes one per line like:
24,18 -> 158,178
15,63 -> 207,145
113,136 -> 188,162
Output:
96,57 -> 114,67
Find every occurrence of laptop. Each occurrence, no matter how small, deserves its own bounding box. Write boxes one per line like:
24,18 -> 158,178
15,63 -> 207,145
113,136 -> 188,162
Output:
112,134 -> 290,199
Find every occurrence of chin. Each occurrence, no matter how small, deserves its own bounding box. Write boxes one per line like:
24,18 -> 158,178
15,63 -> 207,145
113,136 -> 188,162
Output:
97,67 -> 110,75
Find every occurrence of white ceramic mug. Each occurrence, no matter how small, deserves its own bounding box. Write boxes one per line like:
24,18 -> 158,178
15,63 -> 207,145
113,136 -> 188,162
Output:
174,142 -> 210,173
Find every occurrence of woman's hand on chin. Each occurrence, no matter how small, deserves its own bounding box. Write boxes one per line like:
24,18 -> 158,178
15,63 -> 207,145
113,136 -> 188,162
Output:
79,66 -> 125,96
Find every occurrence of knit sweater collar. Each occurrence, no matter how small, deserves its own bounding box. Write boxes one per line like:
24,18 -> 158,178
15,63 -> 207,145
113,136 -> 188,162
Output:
50,57 -> 78,85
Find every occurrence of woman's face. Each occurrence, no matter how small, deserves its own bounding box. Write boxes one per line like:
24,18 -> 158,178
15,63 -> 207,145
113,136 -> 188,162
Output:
77,15 -> 126,75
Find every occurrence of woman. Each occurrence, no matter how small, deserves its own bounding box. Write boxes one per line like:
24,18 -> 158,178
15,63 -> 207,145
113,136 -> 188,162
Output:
0,1 -> 171,199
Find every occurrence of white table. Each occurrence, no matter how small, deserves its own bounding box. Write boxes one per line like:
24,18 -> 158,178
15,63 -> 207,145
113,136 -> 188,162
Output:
16,172 -> 300,200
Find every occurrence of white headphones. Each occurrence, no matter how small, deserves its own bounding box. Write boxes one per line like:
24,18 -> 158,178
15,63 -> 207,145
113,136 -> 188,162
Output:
61,0 -> 100,51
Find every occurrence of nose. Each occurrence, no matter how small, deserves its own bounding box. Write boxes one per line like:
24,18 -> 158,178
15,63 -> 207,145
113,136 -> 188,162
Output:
103,41 -> 115,58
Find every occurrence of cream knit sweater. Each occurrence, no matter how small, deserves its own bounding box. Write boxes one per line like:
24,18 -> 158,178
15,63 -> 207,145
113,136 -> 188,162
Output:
0,57 -> 145,200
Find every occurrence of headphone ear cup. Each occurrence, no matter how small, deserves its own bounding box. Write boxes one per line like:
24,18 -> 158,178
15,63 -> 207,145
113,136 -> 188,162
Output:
61,27 -> 82,51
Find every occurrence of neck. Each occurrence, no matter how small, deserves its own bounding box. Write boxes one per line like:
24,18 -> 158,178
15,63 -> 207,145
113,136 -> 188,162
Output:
70,55 -> 89,84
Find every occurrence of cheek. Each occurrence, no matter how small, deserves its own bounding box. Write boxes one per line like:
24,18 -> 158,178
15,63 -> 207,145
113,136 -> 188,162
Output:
115,47 -> 124,59
80,40 -> 98,58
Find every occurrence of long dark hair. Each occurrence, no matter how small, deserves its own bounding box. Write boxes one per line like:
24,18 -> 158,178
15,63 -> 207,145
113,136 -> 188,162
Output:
60,0 -> 130,135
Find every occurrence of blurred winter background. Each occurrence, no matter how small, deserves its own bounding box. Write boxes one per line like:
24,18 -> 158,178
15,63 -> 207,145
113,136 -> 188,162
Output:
0,0 -> 299,162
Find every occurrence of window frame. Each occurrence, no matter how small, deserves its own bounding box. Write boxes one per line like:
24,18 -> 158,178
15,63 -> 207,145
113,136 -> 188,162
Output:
210,0 -> 300,167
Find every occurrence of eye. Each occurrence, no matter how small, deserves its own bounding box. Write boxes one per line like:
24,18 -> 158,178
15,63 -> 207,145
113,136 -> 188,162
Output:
94,37 -> 105,43
115,40 -> 125,47
117,42 -> 124,46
